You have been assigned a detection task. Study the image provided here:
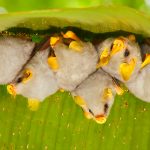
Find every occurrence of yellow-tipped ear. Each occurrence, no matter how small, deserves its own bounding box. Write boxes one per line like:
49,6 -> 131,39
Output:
141,54 -> 150,69
47,56 -> 59,71
7,84 -> 16,97
119,58 -> 136,81
28,98 -> 40,111
111,38 -> 125,56
96,48 -> 110,69
114,84 -> 124,95
50,36 -> 60,47
95,115 -> 106,124
69,41 -> 83,52
62,31 -> 80,41
74,96 -> 86,106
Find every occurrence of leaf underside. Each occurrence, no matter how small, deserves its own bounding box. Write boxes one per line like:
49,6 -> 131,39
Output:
0,6 -> 150,37
0,85 -> 150,150
0,6 -> 150,150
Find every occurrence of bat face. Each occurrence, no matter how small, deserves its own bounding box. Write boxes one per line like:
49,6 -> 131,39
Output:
8,48 -> 59,101
97,37 -> 142,82
0,36 -> 35,84
73,69 -> 116,124
51,40 -> 98,91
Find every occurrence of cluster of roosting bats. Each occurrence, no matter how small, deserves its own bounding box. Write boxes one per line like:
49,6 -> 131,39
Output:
1,31 -> 150,124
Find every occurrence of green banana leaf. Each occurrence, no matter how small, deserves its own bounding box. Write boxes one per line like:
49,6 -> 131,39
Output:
0,6 -> 150,150
0,0 -> 148,12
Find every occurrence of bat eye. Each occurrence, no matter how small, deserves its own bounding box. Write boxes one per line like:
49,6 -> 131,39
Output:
110,42 -> 114,51
88,109 -> 94,116
124,49 -> 130,57
22,69 -> 32,83
104,103 -> 109,114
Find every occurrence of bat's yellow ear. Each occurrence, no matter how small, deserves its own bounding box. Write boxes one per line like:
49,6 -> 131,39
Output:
28,98 -> 40,111
50,36 -> 60,48
96,48 -> 110,69
22,69 -> 33,84
69,41 -> 83,52
119,58 -> 136,81
74,96 -> 86,107
47,56 -> 59,71
141,54 -> 150,69
7,84 -> 16,97
111,38 -> 125,56
62,31 -> 80,41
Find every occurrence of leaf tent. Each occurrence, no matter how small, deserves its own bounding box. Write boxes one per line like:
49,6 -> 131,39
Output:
0,6 -> 150,150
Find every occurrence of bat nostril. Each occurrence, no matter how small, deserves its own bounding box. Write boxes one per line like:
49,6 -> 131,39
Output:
95,114 -> 106,124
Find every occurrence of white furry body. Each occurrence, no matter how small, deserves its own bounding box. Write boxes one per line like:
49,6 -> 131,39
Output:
13,48 -> 59,101
0,36 -> 35,84
127,65 -> 150,102
73,69 -> 116,117
54,42 -> 98,91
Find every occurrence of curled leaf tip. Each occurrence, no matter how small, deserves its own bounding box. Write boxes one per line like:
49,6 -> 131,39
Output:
84,111 -> 93,119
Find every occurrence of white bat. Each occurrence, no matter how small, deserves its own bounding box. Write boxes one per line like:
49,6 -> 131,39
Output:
72,69 -> 117,124
50,40 -> 98,91
97,36 -> 150,102
7,48 -> 59,110
0,36 -> 35,84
